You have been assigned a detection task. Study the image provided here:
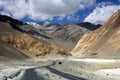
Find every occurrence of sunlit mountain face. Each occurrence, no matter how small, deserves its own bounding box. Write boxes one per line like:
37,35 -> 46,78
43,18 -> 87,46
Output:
0,0 -> 120,24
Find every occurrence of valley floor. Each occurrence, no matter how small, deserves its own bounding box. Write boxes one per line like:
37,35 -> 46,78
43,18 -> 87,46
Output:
0,58 -> 120,80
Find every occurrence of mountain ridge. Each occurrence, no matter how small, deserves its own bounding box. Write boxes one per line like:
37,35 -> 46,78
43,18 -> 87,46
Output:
0,14 -> 71,61
52,23 -> 101,44
72,9 -> 120,58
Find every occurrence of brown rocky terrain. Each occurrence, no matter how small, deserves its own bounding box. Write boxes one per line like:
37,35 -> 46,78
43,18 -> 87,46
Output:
52,23 -> 101,45
72,10 -> 120,58
3,34 -> 70,57
0,14 -> 70,62
52,24 -> 90,44
0,21 -> 30,62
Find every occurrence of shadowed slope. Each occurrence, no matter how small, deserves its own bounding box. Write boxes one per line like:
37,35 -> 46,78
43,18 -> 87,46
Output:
0,21 -> 30,62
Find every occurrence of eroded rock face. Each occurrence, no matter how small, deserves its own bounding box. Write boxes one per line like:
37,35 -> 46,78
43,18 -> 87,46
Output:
72,10 -> 120,57
52,24 -> 90,44
3,34 -> 70,57
52,23 -> 101,44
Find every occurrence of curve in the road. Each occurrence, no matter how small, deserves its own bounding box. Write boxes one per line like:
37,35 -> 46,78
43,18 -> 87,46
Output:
45,66 -> 86,80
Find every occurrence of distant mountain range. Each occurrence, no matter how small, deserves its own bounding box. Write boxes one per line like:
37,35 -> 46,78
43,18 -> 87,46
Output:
0,14 -> 71,61
77,22 -> 102,31
1,9 -> 120,59
0,14 -> 101,53
26,21 -> 101,45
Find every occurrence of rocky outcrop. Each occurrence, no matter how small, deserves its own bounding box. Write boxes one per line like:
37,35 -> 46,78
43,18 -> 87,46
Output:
4,34 -> 70,57
72,10 -> 120,57
52,23 -> 101,44
52,24 -> 90,44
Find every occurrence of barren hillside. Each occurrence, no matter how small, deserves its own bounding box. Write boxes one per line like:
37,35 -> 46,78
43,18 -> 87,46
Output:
0,21 -> 30,62
72,10 -> 120,58
52,24 -> 90,44
0,14 -> 70,62
4,34 -> 70,57
52,23 -> 100,44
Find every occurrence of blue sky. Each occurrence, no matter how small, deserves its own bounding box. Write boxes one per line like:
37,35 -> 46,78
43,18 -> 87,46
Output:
0,0 -> 120,24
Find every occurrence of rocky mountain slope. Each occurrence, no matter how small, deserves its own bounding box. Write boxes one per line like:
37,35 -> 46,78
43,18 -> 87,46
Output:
52,23 -> 101,44
0,14 -> 70,61
38,22 -> 62,33
4,34 -> 70,57
72,10 -> 120,58
52,24 -> 90,44
0,22 -> 30,62
26,21 -> 101,51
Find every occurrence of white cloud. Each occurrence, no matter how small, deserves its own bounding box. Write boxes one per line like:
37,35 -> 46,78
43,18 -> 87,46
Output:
84,4 -> 120,24
28,0 -> 96,20
0,11 -> 11,17
0,0 -> 96,20
0,0 -> 28,19
97,2 -> 113,7
66,14 -> 79,21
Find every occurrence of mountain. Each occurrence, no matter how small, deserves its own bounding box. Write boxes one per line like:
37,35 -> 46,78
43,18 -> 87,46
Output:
27,21 -> 101,48
52,24 -> 90,44
38,22 -> 63,33
25,22 -> 74,51
26,22 -> 42,29
0,16 -> 29,62
4,34 -> 70,57
77,22 -> 102,31
38,22 -> 62,28
52,23 -> 101,44
0,14 -> 70,62
72,10 -> 120,58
